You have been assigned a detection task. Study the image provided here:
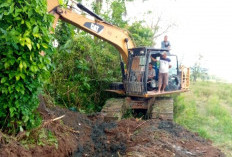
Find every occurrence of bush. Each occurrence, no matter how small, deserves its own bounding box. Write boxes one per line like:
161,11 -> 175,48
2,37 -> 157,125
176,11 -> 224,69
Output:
44,32 -> 122,112
0,0 -> 53,134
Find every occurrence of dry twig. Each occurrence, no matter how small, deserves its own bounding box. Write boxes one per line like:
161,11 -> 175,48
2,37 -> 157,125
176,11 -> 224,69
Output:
135,120 -> 151,130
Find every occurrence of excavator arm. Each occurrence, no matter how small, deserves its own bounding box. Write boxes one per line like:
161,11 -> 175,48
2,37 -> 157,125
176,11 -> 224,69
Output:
47,0 -> 135,63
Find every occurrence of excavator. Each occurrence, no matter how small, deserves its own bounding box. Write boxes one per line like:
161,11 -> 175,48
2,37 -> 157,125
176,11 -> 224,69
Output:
47,0 -> 190,121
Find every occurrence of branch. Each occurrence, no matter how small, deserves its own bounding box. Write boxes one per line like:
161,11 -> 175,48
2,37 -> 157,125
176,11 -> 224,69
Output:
154,24 -> 173,39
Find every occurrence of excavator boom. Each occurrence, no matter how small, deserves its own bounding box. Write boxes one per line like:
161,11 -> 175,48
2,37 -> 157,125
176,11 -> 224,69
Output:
47,0 -> 135,63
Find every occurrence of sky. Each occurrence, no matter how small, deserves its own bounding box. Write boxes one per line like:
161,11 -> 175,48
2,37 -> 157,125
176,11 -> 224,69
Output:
125,0 -> 232,82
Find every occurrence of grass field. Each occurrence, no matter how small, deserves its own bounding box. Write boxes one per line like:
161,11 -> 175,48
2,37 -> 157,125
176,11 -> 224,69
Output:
174,81 -> 232,156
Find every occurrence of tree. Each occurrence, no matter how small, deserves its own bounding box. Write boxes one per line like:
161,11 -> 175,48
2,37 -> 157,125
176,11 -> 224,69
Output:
191,54 -> 209,82
128,21 -> 154,46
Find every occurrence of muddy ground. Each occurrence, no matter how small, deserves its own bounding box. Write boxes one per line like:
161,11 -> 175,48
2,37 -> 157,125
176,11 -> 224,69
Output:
0,97 -> 225,157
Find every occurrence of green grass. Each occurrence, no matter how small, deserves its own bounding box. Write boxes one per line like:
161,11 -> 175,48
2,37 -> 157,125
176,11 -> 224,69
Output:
174,81 -> 232,156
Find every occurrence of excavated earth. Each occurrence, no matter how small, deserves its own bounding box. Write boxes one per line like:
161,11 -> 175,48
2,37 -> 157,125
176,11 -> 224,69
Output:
0,97 -> 225,157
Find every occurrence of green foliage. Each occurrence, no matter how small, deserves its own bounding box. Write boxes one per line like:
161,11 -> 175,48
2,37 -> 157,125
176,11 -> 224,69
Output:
45,32 -> 121,112
20,129 -> 58,149
102,0 -> 127,27
122,109 -> 133,119
174,81 -> 232,156
92,0 -> 102,14
110,0 -> 127,27
0,0 -> 54,134
54,21 -> 75,47
128,21 -> 154,46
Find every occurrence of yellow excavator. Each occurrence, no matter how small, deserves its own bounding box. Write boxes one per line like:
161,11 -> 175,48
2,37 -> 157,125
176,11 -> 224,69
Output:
47,0 -> 190,120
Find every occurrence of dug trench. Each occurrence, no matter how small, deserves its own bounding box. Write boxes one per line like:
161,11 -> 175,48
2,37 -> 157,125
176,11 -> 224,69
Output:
0,96 -> 225,157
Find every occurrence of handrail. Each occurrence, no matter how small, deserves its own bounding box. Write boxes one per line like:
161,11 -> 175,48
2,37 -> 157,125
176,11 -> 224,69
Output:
180,66 -> 190,90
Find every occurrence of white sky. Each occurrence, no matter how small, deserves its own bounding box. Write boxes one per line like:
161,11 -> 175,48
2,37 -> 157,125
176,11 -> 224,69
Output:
126,0 -> 232,82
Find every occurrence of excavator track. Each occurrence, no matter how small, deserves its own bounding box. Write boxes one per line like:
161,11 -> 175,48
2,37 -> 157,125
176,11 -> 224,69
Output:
151,97 -> 174,121
101,98 -> 129,122
101,96 -> 174,121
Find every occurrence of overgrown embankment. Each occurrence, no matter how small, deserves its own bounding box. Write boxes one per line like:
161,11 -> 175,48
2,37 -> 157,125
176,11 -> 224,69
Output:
174,81 -> 232,156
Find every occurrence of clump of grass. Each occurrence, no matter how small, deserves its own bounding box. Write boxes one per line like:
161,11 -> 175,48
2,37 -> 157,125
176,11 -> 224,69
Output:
174,81 -> 232,156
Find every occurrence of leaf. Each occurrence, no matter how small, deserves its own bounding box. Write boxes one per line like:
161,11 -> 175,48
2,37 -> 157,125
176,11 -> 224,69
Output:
58,0 -> 64,5
28,9 -> 33,17
25,38 -> 32,50
26,43 -> 32,51
23,31 -> 30,37
25,21 -> 31,29
10,59 -> 15,65
33,26 -> 39,34
4,62 -> 10,69
19,62 -> 23,70
1,77 -> 7,83
20,73 -> 26,80
23,115 -> 29,123
9,3 -> 15,14
30,55 -> 33,61
37,43 -> 40,49
33,33 -> 40,38
23,62 -> 27,69
9,72 -> 15,79
41,43 -> 48,49
10,107 -> 15,117
19,126 -> 24,132
25,37 -> 31,43
16,75 -> 20,81
30,65 -> 38,72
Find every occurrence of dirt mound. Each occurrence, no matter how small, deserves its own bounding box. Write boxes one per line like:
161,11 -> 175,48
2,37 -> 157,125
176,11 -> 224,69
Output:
112,119 -> 224,157
0,98 -> 225,157
53,107 -> 224,157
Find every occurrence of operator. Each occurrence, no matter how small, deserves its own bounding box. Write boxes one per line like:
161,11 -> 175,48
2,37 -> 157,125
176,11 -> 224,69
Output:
151,51 -> 171,93
147,63 -> 156,91
161,35 -> 171,51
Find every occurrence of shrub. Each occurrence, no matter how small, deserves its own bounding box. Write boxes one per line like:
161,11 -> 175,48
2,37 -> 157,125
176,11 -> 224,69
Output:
0,0 -> 53,134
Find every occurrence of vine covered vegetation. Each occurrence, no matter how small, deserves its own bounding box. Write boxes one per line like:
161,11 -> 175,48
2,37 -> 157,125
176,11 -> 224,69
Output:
0,0 -> 54,134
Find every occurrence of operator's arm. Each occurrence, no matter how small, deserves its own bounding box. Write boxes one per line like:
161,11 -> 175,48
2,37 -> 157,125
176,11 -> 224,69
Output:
151,56 -> 157,62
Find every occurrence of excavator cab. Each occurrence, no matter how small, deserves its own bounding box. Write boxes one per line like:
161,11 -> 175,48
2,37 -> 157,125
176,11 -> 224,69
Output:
124,47 -> 181,96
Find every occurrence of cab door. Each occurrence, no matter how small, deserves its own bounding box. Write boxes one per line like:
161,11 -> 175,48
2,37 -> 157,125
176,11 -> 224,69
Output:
125,48 -> 148,95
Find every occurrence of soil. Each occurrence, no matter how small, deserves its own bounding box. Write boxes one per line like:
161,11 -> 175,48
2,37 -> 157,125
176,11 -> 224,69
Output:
0,96 -> 225,157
